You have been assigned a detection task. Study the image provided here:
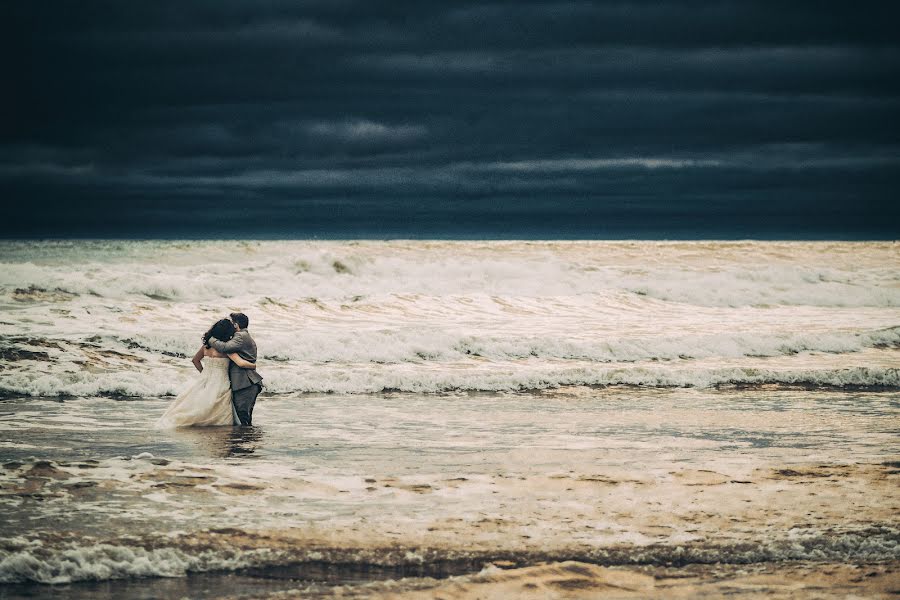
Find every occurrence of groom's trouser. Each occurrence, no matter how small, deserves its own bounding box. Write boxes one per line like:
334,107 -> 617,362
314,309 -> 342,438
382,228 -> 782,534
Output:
232,383 -> 262,426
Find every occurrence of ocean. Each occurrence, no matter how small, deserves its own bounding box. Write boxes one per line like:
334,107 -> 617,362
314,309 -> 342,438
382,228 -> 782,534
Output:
0,240 -> 898,597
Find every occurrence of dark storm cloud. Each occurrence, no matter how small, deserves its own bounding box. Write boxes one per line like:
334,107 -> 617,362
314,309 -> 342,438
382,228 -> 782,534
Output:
2,1 -> 899,238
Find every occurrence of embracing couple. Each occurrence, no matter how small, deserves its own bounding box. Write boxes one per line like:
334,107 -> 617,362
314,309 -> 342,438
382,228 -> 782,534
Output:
156,312 -> 263,428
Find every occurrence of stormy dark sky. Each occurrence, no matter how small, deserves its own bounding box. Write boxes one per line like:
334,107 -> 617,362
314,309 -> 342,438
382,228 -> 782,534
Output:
3,1 -> 899,238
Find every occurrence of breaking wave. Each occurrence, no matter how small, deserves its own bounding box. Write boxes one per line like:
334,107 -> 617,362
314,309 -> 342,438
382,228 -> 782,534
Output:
1,363 -> 897,397
1,240 -> 898,308
3,527 -> 897,584
1,240 -> 898,397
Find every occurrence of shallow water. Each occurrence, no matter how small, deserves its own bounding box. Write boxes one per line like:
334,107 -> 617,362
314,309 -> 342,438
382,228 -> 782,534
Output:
2,387 -> 898,468
1,387 -> 898,595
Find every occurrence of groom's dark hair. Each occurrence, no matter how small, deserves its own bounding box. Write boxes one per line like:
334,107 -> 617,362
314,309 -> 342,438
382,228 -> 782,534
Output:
230,312 -> 249,329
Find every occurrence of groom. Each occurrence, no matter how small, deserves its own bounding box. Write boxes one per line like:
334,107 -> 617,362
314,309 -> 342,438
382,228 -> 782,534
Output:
208,312 -> 263,425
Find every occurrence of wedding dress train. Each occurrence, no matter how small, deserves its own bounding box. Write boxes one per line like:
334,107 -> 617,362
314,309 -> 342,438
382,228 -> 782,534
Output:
156,357 -> 239,427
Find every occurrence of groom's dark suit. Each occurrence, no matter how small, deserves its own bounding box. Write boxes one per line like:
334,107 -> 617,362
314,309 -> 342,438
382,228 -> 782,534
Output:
209,329 -> 263,425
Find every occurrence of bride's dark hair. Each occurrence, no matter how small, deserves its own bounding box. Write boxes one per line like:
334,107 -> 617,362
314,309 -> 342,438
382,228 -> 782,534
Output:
203,318 -> 236,348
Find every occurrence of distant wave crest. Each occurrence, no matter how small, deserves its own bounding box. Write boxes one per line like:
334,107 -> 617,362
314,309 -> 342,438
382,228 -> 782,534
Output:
2,241 -> 898,308
1,364 -> 897,397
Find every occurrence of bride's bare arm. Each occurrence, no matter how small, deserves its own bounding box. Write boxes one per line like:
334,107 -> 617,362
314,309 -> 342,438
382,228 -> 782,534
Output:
228,353 -> 256,369
192,345 -> 205,372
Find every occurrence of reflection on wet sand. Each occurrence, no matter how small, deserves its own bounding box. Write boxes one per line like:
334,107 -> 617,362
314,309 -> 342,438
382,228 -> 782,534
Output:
172,426 -> 266,459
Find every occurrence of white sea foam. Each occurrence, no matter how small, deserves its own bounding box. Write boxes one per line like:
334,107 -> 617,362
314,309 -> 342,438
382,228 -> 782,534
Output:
1,240 -> 898,307
1,360 -> 897,397
0,241 -> 897,397
0,543 -> 276,584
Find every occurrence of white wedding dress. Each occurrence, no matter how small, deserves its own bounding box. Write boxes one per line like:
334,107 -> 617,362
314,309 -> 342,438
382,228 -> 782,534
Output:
156,357 -> 240,427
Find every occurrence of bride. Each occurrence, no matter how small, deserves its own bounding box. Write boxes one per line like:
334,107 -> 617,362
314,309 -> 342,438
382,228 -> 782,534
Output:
156,319 -> 257,428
